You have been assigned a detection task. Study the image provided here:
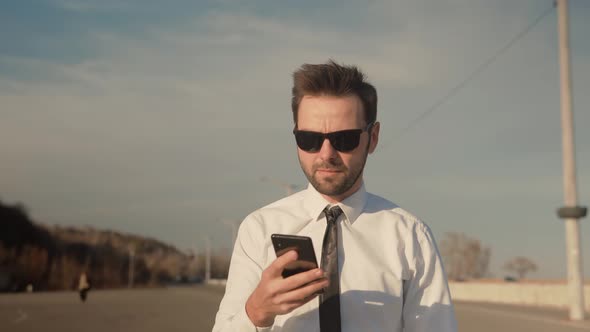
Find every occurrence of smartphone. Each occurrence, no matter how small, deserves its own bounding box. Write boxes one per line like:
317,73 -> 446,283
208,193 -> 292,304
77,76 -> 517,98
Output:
271,234 -> 319,278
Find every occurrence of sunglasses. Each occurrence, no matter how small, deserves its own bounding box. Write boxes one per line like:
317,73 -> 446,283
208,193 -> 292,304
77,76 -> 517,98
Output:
293,122 -> 374,152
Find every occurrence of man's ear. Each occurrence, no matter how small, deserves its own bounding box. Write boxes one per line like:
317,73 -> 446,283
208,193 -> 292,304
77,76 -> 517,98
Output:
368,122 -> 380,154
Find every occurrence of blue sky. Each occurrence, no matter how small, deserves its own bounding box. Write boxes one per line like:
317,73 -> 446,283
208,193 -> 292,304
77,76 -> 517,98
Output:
1,0 -> 589,279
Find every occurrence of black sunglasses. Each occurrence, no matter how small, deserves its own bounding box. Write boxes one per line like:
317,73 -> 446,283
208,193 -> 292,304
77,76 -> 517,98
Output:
293,122 -> 374,152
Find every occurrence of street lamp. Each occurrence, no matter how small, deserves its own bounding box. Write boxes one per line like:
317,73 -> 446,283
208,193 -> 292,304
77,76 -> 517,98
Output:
555,0 -> 586,321
128,244 -> 135,288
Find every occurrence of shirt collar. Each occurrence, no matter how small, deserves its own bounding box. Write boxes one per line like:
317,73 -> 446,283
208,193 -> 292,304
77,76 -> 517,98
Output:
302,182 -> 367,225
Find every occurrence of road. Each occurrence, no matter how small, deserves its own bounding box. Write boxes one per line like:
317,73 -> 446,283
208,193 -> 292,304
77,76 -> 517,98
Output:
1,285 -> 589,332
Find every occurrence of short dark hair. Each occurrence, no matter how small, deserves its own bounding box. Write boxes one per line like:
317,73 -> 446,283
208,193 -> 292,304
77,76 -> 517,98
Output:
291,60 -> 377,126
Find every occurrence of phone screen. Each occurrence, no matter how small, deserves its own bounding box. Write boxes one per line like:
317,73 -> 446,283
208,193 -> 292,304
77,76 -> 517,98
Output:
271,234 -> 318,278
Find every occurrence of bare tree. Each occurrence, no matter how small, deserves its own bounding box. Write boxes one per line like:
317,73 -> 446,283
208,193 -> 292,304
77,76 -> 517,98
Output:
439,232 -> 491,281
503,256 -> 538,279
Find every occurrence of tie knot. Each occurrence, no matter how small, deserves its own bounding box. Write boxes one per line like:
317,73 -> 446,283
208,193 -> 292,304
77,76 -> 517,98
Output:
324,206 -> 343,224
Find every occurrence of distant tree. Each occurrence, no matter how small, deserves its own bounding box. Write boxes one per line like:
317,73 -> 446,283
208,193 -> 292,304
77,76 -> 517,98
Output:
1,199 -> 193,291
503,256 -> 537,279
439,232 -> 491,281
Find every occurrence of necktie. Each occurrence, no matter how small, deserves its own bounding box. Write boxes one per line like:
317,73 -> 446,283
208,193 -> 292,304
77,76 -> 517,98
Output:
320,205 -> 343,332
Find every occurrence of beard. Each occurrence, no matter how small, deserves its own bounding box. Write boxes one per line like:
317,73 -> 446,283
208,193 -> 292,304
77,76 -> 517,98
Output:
302,153 -> 367,197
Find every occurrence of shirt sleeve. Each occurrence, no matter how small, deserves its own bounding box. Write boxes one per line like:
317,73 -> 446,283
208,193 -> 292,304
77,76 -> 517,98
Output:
402,222 -> 457,332
212,215 -> 272,332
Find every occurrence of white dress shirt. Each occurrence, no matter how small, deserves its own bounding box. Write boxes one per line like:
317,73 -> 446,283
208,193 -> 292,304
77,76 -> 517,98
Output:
212,183 -> 457,332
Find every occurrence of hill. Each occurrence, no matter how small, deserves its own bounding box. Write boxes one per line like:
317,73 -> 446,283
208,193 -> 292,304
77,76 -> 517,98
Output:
0,199 -> 199,292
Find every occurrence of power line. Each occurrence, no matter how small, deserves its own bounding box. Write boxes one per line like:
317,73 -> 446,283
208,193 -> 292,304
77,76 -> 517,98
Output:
381,4 -> 555,150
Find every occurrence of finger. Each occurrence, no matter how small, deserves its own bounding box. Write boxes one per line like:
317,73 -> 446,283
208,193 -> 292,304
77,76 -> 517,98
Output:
298,290 -> 322,306
279,268 -> 326,293
275,301 -> 308,315
276,277 -> 329,304
274,290 -> 323,315
266,250 -> 298,278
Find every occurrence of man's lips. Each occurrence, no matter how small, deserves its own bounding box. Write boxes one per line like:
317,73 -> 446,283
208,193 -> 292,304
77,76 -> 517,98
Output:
316,168 -> 342,174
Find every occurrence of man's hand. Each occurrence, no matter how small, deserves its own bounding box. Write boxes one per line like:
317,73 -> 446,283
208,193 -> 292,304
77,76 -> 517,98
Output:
245,250 -> 328,327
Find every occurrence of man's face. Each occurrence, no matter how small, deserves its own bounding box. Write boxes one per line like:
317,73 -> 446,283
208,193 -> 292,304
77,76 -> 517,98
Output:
296,95 -> 379,202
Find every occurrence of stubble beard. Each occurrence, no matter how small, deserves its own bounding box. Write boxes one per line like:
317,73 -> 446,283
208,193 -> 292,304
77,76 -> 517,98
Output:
303,155 -> 367,197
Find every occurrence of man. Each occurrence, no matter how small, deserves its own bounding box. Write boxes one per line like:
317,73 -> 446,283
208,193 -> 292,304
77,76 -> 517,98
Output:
213,60 -> 456,331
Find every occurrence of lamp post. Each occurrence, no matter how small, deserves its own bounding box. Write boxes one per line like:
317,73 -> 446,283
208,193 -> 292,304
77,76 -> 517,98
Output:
556,0 -> 586,321
204,236 -> 211,284
128,245 -> 135,288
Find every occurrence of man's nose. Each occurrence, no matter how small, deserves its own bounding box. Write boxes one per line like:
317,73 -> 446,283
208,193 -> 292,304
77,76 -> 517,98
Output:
318,137 -> 338,159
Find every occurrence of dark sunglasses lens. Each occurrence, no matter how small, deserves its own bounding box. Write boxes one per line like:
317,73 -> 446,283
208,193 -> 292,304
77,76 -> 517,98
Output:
295,131 -> 322,152
330,130 -> 361,152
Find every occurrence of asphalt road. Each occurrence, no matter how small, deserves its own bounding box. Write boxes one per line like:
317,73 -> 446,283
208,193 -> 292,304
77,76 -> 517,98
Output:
1,286 -> 589,332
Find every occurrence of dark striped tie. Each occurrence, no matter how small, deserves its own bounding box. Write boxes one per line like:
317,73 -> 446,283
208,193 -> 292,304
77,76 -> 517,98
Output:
320,206 -> 343,332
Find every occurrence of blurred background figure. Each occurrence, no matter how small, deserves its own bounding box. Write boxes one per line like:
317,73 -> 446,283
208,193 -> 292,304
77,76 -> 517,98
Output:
78,272 -> 91,302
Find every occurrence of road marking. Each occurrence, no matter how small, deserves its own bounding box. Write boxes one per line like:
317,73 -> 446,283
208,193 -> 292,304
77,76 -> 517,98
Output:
13,309 -> 28,324
459,304 -> 590,330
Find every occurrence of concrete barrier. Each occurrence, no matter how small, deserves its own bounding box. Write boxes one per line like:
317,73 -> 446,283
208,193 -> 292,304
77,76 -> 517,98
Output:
209,278 -> 589,311
207,279 -> 227,286
449,281 -> 590,311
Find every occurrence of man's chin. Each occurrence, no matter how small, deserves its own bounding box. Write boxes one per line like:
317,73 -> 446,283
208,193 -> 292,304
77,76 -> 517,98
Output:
312,180 -> 346,197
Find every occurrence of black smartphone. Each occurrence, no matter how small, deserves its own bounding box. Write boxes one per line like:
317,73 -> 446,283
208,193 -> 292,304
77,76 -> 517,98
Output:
271,234 -> 319,278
